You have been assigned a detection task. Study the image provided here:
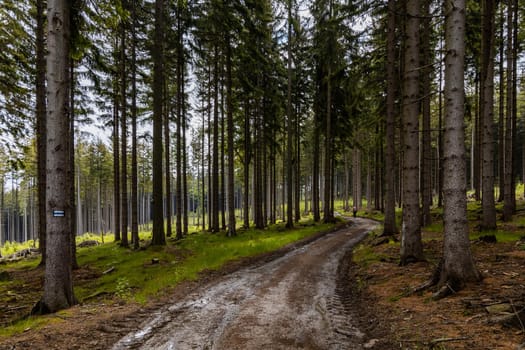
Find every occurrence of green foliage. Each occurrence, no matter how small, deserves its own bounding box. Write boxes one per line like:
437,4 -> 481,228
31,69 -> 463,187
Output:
0,240 -> 35,257
115,277 -> 132,300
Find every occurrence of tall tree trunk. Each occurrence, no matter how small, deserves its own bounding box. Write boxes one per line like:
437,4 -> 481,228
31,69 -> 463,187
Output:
182,61 -> 188,236
212,44 -> 220,233
175,2 -> 183,239
352,148 -> 361,210
420,0 -> 432,227
511,0 -> 517,212
207,71 -> 212,231
36,0 -> 47,265
503,0 -> 514,221
151,0 -> 165,245
243,101 -> 251,229
400,0 -> 423,265
36,0 -> 76,313
383,0 -> 397,235
323,66 -> 333,222
69,59 -> 78,270
113,51 -> 121,242
480,0 -> 496,230
322,0 -> 334,223
343,152 -> 349,211
131,0 -> 139,249
312,114 -> 320,222
295,104 -> 301,222
226,36 -> 236,237
120,14 -> 129,247
437,0 -> 481,294
220,80 -> 226,230
473,77 -> 481,201
165,77 -> 173,238
286,0 -> 294,228
498,1 -> 505,203
253,96 -> 264,229
374,129 -> 381,211
437,33 -> 444,208
201,96 -> 206,231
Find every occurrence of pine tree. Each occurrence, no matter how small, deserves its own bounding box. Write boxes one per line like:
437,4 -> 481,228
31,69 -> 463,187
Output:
400,0 -> 423,265
435,0 -> 481,297
480,0 -> 496,230
35,0 -> 77,314
151,0 -> 166,245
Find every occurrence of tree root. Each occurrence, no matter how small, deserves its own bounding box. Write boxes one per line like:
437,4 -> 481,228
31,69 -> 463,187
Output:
408,259 -> 442,296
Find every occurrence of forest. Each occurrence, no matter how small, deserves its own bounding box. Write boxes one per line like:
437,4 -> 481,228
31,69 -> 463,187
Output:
0,0 -> 525,340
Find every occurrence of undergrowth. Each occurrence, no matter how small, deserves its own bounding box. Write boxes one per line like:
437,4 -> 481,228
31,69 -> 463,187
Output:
0,219 -> 336,337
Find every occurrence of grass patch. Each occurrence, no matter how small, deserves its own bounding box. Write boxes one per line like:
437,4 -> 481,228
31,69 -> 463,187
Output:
0,219 -> 337,336
74,219 -> 337,304
470,229 -> 523,243
0,316 -> 57,337
353,244 -> 385,268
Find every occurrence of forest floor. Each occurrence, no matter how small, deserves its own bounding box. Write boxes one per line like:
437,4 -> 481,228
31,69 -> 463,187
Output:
0,214 -> 524,349
351,226 -> 525,349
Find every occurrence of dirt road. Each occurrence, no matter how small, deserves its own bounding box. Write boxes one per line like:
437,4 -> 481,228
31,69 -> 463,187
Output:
113,217 -> 378,350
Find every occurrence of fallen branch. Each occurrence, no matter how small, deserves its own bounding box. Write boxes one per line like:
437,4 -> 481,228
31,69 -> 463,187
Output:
83,290 -> 110,301
510,299 -> 525,333
103,266 -> 115,275
7,305 -> 28,312
430,336 -> 470,346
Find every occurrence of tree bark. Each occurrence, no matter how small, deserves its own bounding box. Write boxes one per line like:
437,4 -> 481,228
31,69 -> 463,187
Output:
420,0 -> 432,227
212,44 -> 220,233
438,0 -> 481,293
503,0 -> 514,222
312,112 -> 320,222
226,36 -> 236,237
498,1 -> 505,203
383,0 -> 397,235
400,0 -> 423,265
36,0 -> 47,265
175,2 -> 183,239
480,0 -> 496,230
286,0 -> 294,228
510,0 -> 517,212
120,12 -> 129,247
243,100 -> 251,228
131,0 -> 139,249
36,0 -> 76,313
151,0 -> 165,245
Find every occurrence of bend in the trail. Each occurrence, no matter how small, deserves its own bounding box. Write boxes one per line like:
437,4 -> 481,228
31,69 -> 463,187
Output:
113,217 -> 378,350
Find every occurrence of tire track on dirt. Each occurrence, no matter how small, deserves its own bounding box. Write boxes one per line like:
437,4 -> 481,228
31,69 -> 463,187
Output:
113,218 -> 378,350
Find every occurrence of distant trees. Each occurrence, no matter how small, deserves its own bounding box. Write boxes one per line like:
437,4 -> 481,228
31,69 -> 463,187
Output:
1,0 -> 525,309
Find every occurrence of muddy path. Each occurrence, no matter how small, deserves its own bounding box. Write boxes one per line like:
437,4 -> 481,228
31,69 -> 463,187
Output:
113,217 -> 378,350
